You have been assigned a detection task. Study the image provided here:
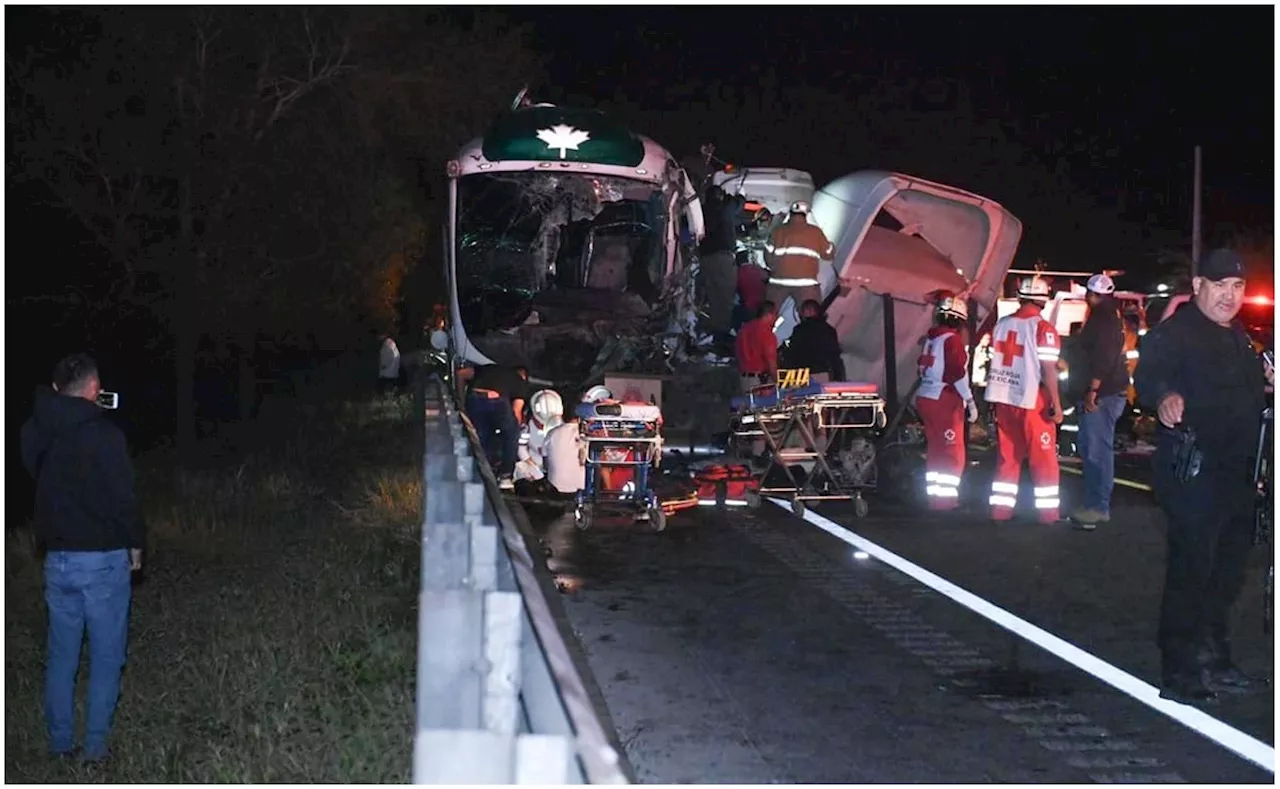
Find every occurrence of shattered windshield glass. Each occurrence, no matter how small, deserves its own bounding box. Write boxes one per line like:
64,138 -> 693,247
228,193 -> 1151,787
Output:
455,172 -> 669,335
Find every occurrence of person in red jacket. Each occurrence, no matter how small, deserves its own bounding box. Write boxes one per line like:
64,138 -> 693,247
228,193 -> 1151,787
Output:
735,252 -> 769,330
915,295 -> 979,510
735,300 -> 779,457
736,300 -> 779,389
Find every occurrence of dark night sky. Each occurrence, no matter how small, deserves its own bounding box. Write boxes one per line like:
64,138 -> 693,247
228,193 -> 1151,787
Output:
513,6 -> 1273,242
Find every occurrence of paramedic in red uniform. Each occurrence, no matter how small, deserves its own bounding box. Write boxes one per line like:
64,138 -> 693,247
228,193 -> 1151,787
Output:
983,278 -> 1065,523
764,201 -> 835,311
735,300 -> 779,458
915,294 -> 979,510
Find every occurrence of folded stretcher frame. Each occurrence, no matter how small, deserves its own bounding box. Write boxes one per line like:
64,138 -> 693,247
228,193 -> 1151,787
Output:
730,380 -> 887,517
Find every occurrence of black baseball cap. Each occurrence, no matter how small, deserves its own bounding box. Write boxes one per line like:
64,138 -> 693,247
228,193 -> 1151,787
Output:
1197,248 -> 1247,282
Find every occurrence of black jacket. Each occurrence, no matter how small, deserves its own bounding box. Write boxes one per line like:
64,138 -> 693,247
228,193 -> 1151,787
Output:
1071,295 -> 1129,400
781,317 -> 846,379
699,192 -> 738,257
469,364 -> 531,404
1135,303 -> 1267,468
19,388 -> 145,552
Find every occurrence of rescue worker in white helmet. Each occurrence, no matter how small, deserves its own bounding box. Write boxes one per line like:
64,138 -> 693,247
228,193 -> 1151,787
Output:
984,276 -> 1065,523
915,293 -> 979,511
542,393 -> 586,495
764,200 -> 835,313
514,389 -> 565,484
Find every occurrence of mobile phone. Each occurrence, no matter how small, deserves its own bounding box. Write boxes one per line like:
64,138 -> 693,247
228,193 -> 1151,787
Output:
96,391 -> 119,410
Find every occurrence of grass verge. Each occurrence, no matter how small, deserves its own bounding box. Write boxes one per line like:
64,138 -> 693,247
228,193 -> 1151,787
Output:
5,392 -> 422,783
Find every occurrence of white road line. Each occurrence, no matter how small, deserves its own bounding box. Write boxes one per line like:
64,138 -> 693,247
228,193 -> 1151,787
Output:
768,498 -> 1276,775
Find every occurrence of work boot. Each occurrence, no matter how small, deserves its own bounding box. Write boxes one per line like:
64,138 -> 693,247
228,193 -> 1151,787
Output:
498,475 -> 515,492
1198,635 -> 1264,693
1159,669 -> 1218,705
1070,508 -> 1109,530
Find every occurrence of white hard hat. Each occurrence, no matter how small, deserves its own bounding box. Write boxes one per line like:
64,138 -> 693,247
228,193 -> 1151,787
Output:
529,389 -> 564,426
1017,276 -> 1051,301
789,200 -> 811,215
1086,273 -> 1115,295
938,295 -> 968,321
582,385 -> 613,404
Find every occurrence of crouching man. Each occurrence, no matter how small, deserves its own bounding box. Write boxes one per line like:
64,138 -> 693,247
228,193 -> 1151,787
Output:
544,413 -> 586,495
514,390 -> 566,486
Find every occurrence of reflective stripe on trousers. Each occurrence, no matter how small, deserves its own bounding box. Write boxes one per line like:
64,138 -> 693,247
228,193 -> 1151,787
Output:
926,471 -> 961,499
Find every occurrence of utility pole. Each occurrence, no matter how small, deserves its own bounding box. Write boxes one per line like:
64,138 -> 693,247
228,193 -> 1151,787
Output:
1192,145 -> 1203,267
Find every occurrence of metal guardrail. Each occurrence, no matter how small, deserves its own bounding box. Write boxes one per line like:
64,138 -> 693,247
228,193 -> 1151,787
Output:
414,374 -> 630,784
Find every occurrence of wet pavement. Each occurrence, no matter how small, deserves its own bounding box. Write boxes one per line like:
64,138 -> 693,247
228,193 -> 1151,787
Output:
523,457 -> 1273,784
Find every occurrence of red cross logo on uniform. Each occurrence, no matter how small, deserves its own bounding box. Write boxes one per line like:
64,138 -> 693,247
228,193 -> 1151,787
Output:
992,330 -> 1025,367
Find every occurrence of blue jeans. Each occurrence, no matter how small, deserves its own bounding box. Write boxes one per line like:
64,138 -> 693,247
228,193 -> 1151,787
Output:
1076,393 -> 1127,514
465,394 -> 519,476
44,549 -> 132,758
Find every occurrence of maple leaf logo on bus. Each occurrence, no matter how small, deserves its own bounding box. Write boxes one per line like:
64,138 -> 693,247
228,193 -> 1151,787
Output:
536,125 -> 590,159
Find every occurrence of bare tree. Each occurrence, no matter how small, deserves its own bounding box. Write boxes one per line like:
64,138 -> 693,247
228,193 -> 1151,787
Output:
9,7 -> 543,457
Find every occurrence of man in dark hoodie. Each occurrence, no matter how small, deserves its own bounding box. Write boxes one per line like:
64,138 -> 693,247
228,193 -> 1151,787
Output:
20,353 -> 145,763
1068,274 -> 1130,529
698,186 -> 740,340
780,299 -> 845,383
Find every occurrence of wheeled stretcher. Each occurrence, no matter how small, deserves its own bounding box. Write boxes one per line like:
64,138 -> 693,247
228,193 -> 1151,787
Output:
573,401 -> 670,532
730,380 -> 887,517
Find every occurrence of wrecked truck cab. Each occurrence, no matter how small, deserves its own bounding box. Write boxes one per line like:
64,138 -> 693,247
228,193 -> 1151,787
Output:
810,171 -> 1023,408
445,104 -> 705,387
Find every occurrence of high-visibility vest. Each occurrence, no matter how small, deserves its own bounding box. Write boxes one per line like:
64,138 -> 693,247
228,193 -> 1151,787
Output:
916,327 -> 973,402
984,307 -> 1061,410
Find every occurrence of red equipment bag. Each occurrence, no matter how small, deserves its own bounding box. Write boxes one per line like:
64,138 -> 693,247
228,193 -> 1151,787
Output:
693,464 -> 759,505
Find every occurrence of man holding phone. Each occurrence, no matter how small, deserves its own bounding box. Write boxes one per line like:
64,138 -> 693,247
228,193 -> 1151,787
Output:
20,353 -> 145,763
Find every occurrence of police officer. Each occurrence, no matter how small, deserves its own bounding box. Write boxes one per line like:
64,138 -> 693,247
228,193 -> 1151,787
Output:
1134,247 -> 1272,704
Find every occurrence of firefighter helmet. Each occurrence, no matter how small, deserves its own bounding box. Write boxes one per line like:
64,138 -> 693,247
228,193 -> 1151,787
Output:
938,295 -> 969,321
1017,276 -> 1051,301
529,389 -> 564,427
789,200 -> 811,216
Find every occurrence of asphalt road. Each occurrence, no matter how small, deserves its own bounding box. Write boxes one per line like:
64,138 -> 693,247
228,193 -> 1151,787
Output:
522,456 -> 1273,784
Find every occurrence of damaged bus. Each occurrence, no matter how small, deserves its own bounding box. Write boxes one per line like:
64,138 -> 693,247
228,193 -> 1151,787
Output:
441,96 -> 705,387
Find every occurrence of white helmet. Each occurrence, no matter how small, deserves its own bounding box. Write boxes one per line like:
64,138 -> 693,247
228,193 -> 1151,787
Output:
789,200 -> 811,216
938,295 -> 968,321
581,385 -> 613,404
1017,276 -> 1051,301
1086,273 -> 1115,295
529,389 -> 564,426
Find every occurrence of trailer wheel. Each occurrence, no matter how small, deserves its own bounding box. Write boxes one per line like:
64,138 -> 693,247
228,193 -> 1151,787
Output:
575,504 -> 594,532
647,506 -> 667,533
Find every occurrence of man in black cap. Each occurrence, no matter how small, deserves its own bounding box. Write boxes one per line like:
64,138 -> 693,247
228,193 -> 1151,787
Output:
1135,247 -> 1273,704
780,299 -> 845,383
